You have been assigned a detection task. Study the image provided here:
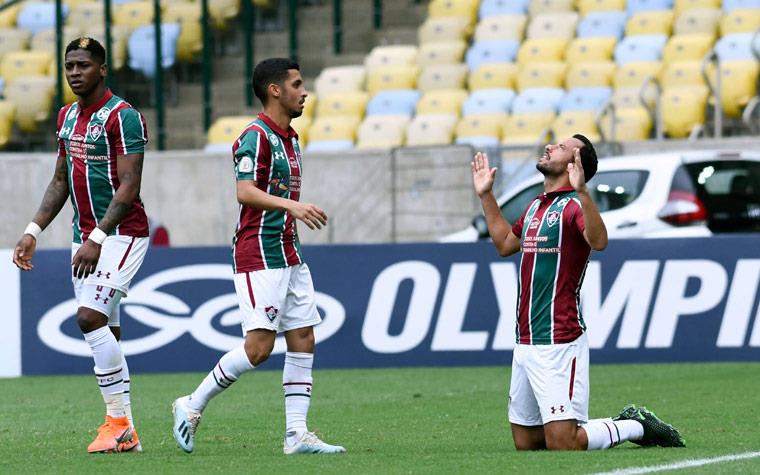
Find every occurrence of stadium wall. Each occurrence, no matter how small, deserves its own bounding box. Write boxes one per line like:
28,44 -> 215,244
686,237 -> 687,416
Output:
1,237 -> 758,378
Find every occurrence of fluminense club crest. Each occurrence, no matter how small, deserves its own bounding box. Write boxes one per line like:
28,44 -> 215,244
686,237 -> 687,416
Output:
265,306 -> 279,322
547,211 -> 560,227
88,124 -> 103,141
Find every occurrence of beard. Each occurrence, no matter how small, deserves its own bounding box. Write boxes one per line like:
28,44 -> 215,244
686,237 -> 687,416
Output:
536,161 -> 549,176
289,108 -> 303,119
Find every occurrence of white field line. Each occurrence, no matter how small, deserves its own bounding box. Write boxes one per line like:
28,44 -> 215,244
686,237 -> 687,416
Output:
592,451 -> 760,475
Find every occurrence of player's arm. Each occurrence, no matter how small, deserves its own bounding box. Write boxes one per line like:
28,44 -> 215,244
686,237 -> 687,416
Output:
569,148 -> 608,251
472,152 -> 521,257
236,180 -> 327,230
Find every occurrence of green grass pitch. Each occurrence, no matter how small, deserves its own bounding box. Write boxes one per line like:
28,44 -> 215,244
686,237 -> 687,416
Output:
1,363 -> 759,474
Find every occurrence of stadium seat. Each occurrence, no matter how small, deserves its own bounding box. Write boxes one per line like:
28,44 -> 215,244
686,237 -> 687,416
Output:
306,116 -> 360,152
114,1 -> 153,30
314,65 -> 366,97
30,26 -> 81,55
614,34 -> 668,65
356,114 -> 409,149
611,86 -> 658,110
479,0 -> 530,17
614,61 -> 663,88
565,61 -> 617,87
366,66 -> 419,94
517,38 -> 568,64
674,8 -> 722,36
163,1 -> 203,62
462,88 -> 516,115
365,45 -> 418,70
465,39 -> 520,70
17,2 -> 68,35
0,28 -> 32,63
502,112 -> 555,145
559,86 -> 613,112
0,4 -> 22,29
366,90 -> 421,116
625,11 -> 675,36
5,75 -> 55,133
662,85 -> 709,137
208,0 -> 241,30
127,23 -> 180,78
662,34 -> 715,63
565,37 -> 617,63
416,89 -> 468,116
512,87 -> 565,113
577,0 -> 627,16
527,12 -> 579,39
315,91 -> 369,118
718,60 -> 760,117
468,62 -> 518,90
302,93 -> 316,119
722,0 -> 760,11
627,0 -> 674,16
418,16 -> 471,44
516,61 -> 566,91
720,8 -> 760,34
291,115 -> 311,146
204,116 -> 252,153
0,51 -> 52,82
576,11 -> 627,39
714,32 -> 759,60
0,100 -> 16,148
429,0 -> 479,24
529,0 -> 575,15
455,113 -> 506,147
674,0 -> 721,14
417,40 -> 467,67
474,14 -> 528,41
598,107 -> 653,140
67,2 -> 104,30
418,63 -> 469,91
660,60 -> 709,87
551,111 -> 601,142
405,113 -> 458,146
84,26 -> 130,71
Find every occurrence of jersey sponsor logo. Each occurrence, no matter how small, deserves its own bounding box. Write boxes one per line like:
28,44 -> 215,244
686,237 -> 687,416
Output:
269,134 -> 280,147
238,156 -> 254,173
547,211 -> 560,227
88,123 -> 104,141
528,217 -> 540,230
96,107 -> 111,121
557,198 -> 570,208
264,306 -> 279,322
59,126 -> 72,137
70,133 -> 85,142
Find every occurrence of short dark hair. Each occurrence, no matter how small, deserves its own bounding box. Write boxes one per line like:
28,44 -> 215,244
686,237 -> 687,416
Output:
573,133 -> 598,182
65,37 -> 106,65
252,58 -> 300,106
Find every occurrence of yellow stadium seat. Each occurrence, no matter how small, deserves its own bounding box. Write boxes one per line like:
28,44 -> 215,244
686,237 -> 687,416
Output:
366,65 -> 419,94
66,0 -> 99,6
517,38 -> 568,64
516,61 -> 566,91
599,107 -> 652,141
418,63 -> 468,91
611,86 -> 657,111
551,111 -> 601,143
0,28 -> 32,63
674,0 -> 720,15
527,12 -> 579,39
365,45 -> 418,70
416,89 -> 468,115
428,0 -> 478,24
468,62 -> 518,90
661,61 -> 709,87
720,8 -> 760,34
565,61 -> 616,88
674,8 -> 722,36
405,113 -> 458,146
67,2 -> 103,29
502,112 -> 555,145
577,0 -> 626,16
45,57 -> 78,104
164,1 -> 202,62
290,115 -> 311,146
5,75 -> 55,133
0,100 -> 16,148
302,93 -> 316,118
356,114 -> 410,149
614,61 -> 662,88
206,116 -> 252,149
418,16 -> 471,44
209,0 -> 241,30
662,85 -> 709,138
456,113 -> 507,142
662,34 -> 715,63
529,0 -> 575,15
718,60 -> 760,118
314,65 -> 366,96
0,51 -> 52,83
417,40 -> 467,67
315,91 -> 369,118
474,14 -> 527,41
114,1 -> 154,30
625,11 -> 675,36
307,115 -> 360,143
83,26 -> 130,71
31,26 -> 82,56
565,37 -> 617,62
0,4 -> 21,28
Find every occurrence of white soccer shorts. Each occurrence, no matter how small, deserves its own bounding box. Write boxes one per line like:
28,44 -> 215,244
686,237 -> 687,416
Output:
233,263 -> 322,334
71,235 -> 148,325
508,333 -> 590,426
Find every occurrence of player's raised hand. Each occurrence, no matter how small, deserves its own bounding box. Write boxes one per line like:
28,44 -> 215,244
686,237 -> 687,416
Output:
289,201 -> 328,230
12,234 -> 37,271
471,151 -> 497,198
71,240 -> 102,279
568,147 -> 588,193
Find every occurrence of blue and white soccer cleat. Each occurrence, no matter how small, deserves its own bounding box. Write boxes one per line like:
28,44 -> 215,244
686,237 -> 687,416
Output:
283,431 -> 346,455
172,396 -> 202,453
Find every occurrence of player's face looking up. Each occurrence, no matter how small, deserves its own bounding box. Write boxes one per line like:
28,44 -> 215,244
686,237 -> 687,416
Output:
64,49 -> 106,99
271,69 -> 307,119
537,137 -> 584,177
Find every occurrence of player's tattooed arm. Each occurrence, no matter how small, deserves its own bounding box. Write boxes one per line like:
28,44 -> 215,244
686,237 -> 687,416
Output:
97,152 -> 144,234
31,154 -> 70,229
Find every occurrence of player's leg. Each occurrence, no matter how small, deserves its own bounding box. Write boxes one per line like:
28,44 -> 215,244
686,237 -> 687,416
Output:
610,404 -> 685,447
508,343 -> 546,450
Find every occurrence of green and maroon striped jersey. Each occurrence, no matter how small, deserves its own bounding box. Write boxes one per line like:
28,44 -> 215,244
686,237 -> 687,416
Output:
512,186 -> 591,345
231,113 -> 304,273
56,90 -> 149,244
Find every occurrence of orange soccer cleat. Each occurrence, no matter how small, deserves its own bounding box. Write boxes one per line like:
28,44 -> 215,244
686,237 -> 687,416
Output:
87,416 -> 134,454
118,427 -> 143,453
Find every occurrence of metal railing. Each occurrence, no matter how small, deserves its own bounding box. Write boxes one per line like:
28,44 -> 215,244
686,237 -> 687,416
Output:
702,50 -> 722,139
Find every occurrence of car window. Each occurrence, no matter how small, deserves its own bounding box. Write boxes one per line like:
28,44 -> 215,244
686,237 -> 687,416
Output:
588,170 -> 649,212
500,183 -> 544,223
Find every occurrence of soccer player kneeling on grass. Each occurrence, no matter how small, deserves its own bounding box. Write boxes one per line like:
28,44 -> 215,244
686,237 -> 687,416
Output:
471,136 -> 686,450
172,58 -> 344,455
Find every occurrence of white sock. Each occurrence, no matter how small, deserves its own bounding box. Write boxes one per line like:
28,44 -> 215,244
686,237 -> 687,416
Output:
120,350 -> 134,427
283,352 -> 313,440
84,326 -> 126,418
583,418 -> 644,450
187,346 -> 254,413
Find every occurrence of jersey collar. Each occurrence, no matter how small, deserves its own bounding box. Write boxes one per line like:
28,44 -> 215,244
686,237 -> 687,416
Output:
78,89 -> 113,118
538,186 -> 575,202
258,113 -> 298,141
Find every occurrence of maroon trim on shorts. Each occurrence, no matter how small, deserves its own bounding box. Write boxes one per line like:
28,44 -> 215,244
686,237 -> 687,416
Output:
569,356 -> 577,400
245,272 -> 256,308
117,237 -> 136,271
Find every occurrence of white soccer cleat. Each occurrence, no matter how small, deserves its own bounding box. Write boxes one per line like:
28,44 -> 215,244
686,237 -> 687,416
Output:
283,431 -> 346,455
172,396 -> 202,453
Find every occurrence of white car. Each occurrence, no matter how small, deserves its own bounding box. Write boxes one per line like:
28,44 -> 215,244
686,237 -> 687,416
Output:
441,150 -> 760,241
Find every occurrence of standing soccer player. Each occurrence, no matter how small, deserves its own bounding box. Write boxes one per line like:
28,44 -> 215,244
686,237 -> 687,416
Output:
12,38 -> 148,453
472,135 -> 685,451
172,58 -> 345,455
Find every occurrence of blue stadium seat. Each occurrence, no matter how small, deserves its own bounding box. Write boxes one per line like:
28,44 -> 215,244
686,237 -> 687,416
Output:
462,88 -> 516,115
465,39 -> 520,71
576,11 -> 628,39
627,0 -> 674,15
723,0 -> 760,10
17,2 -> 69,34
366,90 -> 421,116
512,87 -> 565,113
127,23 -> 181,78
479,0 -> 530,17
614,34 -> 668,65
559,87 -> 613,112
714,32 -> 759,61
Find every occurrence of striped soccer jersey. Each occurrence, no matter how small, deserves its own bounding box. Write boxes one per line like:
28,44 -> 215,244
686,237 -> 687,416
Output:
231,113 -> 304,273
56,89 -> 149,243
511,186 -> 591,345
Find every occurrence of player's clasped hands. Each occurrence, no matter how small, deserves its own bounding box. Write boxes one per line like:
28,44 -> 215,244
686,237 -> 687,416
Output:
471,151 -> 498,198
290,202 -> 328,230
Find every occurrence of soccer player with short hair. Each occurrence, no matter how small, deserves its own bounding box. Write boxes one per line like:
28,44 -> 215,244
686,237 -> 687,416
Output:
171,58 -> 345,455
472,135 -> 685,451
12,38 -> 148,453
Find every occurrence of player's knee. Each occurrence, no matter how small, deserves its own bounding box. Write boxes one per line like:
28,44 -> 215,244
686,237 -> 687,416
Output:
545,434 -> 583,451
76,309 -> 107,333
244,340 -> 274,366
513,439 -> 541,451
